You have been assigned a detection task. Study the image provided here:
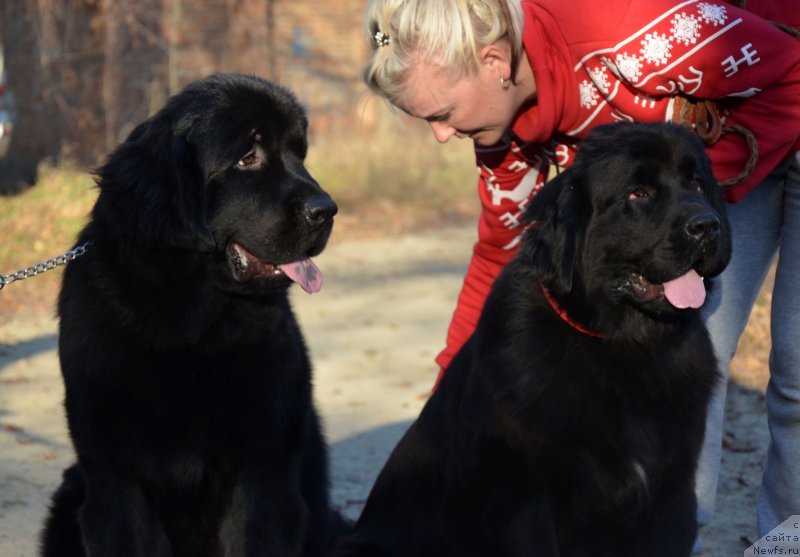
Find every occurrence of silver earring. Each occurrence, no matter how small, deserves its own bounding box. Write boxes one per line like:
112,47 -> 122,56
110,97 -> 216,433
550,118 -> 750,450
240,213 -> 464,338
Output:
374,31 -> 391,47
500,77 -> 511,89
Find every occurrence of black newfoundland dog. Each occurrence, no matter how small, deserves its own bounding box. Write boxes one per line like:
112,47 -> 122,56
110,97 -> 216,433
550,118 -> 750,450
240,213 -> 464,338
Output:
335,122 -> 731,557
40,73 -> 340,557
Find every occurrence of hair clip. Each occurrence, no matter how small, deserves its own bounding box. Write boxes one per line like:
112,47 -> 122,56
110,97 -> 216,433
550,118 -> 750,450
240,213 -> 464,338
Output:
374,31 -> 391,47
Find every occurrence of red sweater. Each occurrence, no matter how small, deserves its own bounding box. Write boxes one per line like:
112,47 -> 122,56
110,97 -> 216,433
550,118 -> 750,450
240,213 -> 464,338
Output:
434,0 -> 800,379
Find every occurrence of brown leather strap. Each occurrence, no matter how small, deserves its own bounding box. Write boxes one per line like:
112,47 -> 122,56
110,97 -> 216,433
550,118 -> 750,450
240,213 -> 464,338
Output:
773,21 -> 800,40
671,98 -> 759,189
718,125 -> 760,189
688,99 -> 722,144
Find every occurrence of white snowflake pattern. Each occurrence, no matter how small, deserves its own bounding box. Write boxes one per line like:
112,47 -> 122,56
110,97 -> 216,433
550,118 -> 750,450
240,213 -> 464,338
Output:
587,66 -> 611,94
640,32 -> 673,66
615,53 -> 643,82
671,13 -> 702,45
579,80 -> 600,109
697,2 -> 728,26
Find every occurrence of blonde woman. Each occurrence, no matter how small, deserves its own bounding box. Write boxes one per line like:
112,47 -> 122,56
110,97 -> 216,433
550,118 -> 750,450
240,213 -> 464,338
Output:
362,0 -> 800,551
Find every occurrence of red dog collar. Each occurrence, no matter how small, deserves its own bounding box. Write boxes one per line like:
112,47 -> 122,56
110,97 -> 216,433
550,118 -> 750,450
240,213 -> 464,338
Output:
539,281 -> 603,339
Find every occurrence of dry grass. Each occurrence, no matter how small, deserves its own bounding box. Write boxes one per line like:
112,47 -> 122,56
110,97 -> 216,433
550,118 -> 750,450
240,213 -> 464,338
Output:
729,269 -> 774,393
305,108 -> 479,237
0,164 -> 98,314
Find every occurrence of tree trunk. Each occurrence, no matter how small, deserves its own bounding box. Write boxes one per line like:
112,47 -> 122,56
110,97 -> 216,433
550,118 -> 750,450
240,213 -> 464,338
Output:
0,0 -> 63,194
0,0 -> 106,195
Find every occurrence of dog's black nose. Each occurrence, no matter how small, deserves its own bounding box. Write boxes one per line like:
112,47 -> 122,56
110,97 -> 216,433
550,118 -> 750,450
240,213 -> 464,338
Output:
302,196 -> 338,226
686,213 -> 720,241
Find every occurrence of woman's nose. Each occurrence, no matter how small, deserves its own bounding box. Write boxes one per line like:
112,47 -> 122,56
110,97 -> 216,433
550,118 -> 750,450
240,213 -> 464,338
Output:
429,121 -> 456,143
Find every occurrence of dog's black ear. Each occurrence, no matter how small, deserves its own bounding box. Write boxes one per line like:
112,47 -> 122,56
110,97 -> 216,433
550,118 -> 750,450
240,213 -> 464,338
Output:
520,169 -> 588,293
92,115 -> 215,251
170,136 -> 215,249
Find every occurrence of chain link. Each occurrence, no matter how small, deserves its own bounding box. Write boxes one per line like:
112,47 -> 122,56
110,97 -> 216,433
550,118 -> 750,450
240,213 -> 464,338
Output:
0,242 -> 92,291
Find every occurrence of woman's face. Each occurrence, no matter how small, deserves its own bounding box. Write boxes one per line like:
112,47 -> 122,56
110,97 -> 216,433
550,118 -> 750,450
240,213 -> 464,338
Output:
394,57 -> 520,147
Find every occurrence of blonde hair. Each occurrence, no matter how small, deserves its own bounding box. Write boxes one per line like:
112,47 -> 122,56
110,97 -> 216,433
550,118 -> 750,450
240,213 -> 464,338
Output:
363,0 -> 524,101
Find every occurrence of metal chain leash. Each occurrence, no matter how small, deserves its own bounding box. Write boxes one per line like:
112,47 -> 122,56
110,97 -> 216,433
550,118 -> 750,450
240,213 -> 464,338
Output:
0,242 -> 92,292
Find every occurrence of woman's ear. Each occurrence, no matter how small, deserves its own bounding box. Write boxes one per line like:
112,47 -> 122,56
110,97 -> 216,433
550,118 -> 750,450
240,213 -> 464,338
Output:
478,41 -> 513,82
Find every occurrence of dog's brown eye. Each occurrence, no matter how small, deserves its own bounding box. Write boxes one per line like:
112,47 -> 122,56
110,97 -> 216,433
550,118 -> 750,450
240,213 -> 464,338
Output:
237,151 -> 258,168
628,187 -> 649,200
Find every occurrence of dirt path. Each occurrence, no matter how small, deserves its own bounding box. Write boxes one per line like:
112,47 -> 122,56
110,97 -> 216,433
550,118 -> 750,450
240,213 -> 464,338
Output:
0,226 -> 768,556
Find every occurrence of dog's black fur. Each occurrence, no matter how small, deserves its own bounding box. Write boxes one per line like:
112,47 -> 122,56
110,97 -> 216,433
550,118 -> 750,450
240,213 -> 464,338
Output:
335,123 -> 731,557
40,73 -> 342,557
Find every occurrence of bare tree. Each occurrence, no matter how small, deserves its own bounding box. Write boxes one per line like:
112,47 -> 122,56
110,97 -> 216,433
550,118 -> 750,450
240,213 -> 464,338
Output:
102,0 -> 168,150
0,0 -> 64,194
0,0 -> 108,195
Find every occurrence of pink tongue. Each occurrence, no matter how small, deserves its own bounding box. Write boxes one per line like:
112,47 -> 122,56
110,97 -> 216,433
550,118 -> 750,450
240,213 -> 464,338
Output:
278,258 -> 323,294
663,269 -> 706,309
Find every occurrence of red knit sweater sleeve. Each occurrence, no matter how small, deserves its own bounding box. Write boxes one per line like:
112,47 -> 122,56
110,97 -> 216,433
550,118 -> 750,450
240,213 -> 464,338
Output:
434,140 -> 569,382
611,0 -> 800,200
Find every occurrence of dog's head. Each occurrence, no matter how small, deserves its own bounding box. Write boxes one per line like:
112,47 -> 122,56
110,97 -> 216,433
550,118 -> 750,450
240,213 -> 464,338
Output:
93,73 -> 336,293
522,122 -> 731,322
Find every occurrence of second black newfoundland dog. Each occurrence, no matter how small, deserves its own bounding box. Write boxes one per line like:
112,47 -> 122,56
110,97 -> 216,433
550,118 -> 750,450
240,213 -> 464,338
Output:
40,74 -> 341,556
335,123 -> 731,557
